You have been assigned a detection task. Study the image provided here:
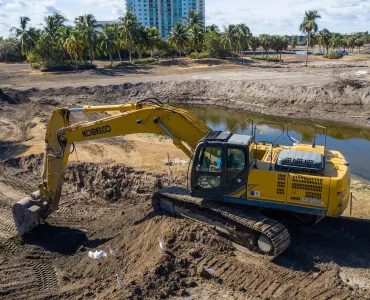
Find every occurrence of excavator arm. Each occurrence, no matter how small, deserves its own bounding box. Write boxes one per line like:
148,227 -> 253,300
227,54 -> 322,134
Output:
12,101 -> 211,236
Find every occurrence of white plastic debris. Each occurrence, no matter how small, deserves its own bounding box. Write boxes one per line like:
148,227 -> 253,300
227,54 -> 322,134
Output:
108,246 -> 115,257
116,274 -> 123,288
204,267 -> 216,277
88,250 -> 108,259
356,70 -> 368,76
158,237 -> 165,250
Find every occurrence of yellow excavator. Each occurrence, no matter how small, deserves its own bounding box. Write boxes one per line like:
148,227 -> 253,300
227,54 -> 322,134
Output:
12,99 -> 351,259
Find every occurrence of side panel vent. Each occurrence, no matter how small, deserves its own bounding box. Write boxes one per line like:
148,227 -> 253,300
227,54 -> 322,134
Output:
277,174 -> 287,195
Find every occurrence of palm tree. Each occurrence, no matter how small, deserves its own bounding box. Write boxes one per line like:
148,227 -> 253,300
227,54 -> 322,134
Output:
299,10 -> 321,66
206,24 -> 219,33
75,14 -> 101,66
355,37 -> 364,53
318,29 -> 331,53
42,13 -> 67,62
235,24 -> 251,55
347,36 -> 356,53
111,22 -> 122,61
147,27 -> 160,57
221,25 -> 237,54
259,34 -> 272,57
248,36 -> 260,56
100,24 -> 116,66
188,24 -> 204,54
168,23 -> 188,60
183,10 -> 203,29
135,26 -> 150,59
63,30 -> 85,70
10,16 -> 38,67
331,34 -> 343,51
119,12 -> 138,62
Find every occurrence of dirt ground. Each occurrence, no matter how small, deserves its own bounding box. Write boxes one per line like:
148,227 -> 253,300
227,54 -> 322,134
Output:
1,56 -> 370,299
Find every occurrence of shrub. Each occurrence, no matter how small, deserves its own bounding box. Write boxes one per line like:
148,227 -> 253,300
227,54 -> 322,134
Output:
323,52 -> 343,59
252,56 -> 281,62
35,61 -> 96,72
31,63 -> 42,70
132,58 -> 155,64
0,38 -> 24,62
198,51 -> 210,59
105,61 -> 133,68
188,52 -> 198,59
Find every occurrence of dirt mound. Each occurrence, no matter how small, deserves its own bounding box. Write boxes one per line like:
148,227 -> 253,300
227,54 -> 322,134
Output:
19,78 -> 370,126
1,155 -> 370,299
0,88 -> 29,104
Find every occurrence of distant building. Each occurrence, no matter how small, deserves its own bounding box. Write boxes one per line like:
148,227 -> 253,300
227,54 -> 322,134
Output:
126,0 -> 205,39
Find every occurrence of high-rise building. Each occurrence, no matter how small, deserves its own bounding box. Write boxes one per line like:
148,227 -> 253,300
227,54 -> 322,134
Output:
126,0 -> 205,39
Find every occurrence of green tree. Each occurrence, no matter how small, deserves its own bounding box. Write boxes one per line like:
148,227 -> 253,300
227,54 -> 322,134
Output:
236,23 -> 251,54
100,24 -> 116,66
270,36 -> 288,60
355,38 -> 364,53
183,9 -> 203,29
299,10 -> 321,66
10,16 -> 38,66
147,27 -> 161,57
41,13 -> 67,62
259,34 -> 272,56
168,23 -> 188,60
135,26 -> 150,59
347,36 -> 356,53
111,22 -> 122,61
204,31 -> 225,58
119,12 -> 138,62
63,30 -> 85,70
221,24 -> 237,54
188,24 -> 204,54
206,24 -> 219,33
75,14 -> 101,65
291,36 -> 298,51
331,33 -> 343,50
318,29 -> 331,53
0,38 -> 23,62
248,36 -> 260,56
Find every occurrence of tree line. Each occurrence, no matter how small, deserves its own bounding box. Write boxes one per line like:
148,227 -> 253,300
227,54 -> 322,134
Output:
0,10 -> 369,68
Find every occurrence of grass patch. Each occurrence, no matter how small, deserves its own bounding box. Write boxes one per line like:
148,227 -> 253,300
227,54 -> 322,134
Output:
324,52 -> 343,59
251,56 -> 281,62
188,51 -> 210,59
105,58 -> 156,68
32,61 -> 96,72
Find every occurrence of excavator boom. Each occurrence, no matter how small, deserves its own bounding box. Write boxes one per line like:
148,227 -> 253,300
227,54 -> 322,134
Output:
13,101 -> 211,236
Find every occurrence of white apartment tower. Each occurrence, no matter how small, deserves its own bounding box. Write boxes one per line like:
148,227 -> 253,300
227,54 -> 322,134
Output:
126,0 -> 205,39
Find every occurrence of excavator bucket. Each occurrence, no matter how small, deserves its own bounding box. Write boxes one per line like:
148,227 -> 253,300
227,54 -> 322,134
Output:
12,191 -> 46,236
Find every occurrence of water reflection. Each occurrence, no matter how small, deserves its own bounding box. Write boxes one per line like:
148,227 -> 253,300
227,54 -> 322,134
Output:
177,104 -> 370,180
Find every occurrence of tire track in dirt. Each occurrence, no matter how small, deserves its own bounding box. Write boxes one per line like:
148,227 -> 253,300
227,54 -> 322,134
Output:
0,259 -> 58,299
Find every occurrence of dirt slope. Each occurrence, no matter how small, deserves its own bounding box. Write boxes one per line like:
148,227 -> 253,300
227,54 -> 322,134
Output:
0,155 -> 370,299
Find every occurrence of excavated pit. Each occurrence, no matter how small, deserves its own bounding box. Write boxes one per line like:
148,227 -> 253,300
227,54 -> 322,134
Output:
1,155 -> 370,299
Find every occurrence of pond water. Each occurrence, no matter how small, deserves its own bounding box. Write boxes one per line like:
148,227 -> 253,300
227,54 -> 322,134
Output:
178,104 -> 370,180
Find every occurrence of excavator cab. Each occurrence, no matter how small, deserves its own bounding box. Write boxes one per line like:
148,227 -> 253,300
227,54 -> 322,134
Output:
191,131 -> 252,201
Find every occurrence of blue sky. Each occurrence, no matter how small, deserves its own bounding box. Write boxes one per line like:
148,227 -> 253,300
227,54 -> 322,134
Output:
1,0 -> 370,38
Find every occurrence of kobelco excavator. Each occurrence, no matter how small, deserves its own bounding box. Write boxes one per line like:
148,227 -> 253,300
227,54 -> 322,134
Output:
12,99 -> 351,259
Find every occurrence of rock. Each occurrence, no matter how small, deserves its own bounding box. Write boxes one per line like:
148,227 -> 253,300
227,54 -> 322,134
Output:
239,287 -> 246,292
188,248 -> 200,258
197,265 -> 209,278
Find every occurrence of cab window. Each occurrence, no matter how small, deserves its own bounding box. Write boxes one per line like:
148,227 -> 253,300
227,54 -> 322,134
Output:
226,147 -> 246,181
195,146 -> 222,189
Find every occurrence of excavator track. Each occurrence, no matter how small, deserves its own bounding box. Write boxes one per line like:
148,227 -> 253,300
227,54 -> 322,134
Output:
153,187 -> 291,260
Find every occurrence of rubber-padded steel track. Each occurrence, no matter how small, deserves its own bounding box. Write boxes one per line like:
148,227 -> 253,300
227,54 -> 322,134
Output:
153,186 -> 291,260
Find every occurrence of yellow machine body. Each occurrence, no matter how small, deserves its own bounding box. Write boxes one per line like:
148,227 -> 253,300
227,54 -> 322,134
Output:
12,102 -> 351,237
